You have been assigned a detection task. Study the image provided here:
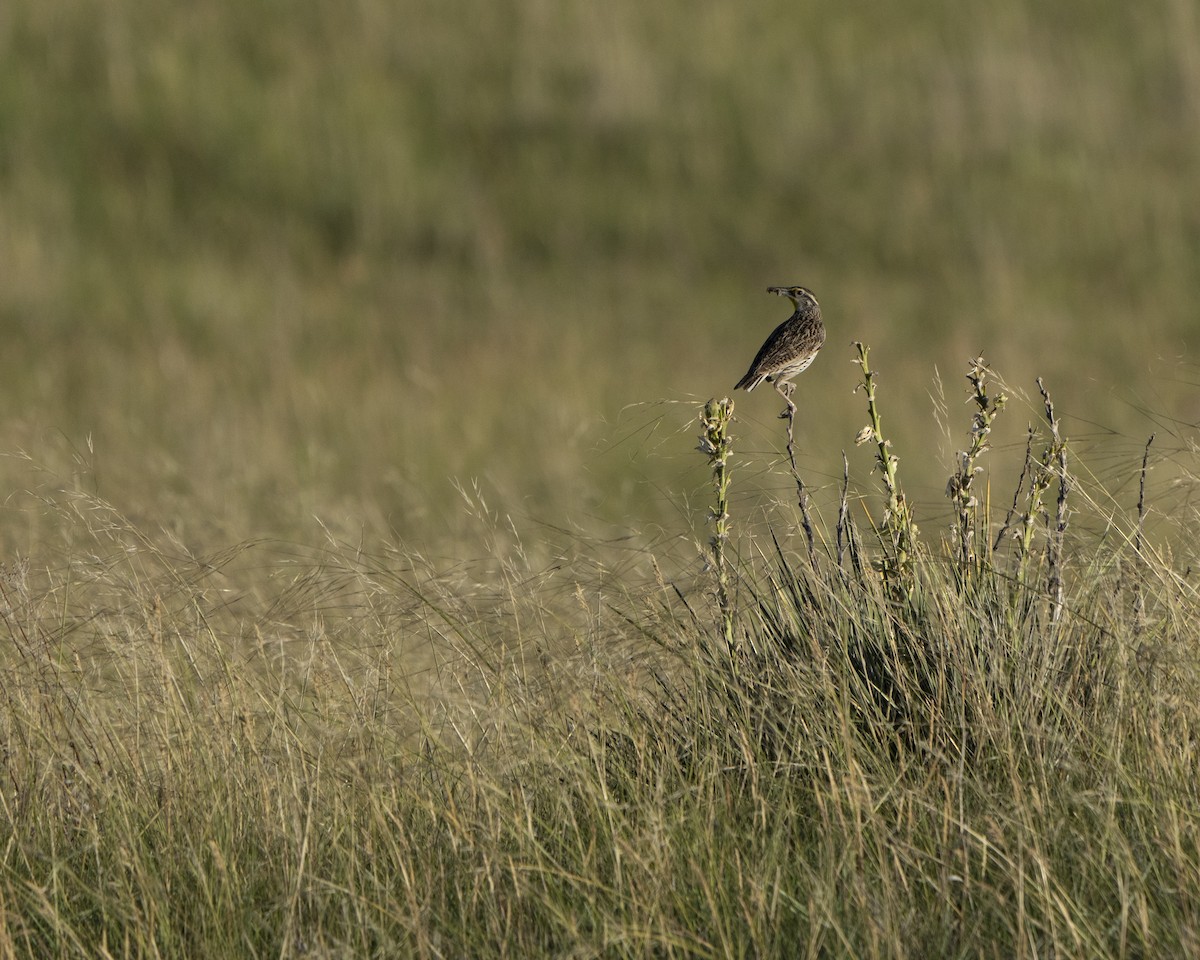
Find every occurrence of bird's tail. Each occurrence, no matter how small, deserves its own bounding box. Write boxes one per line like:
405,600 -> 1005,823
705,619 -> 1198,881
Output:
734,371 -> 762,392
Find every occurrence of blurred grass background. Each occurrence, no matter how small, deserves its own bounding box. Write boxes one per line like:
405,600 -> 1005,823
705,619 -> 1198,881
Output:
2,0 -> 1199,554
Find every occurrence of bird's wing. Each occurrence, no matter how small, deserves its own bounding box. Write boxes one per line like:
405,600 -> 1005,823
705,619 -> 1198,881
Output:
744,318 -> 796,375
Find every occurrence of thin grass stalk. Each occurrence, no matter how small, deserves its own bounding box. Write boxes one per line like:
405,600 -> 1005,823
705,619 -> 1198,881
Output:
1037,378 -> 1069,625
699,397 -> 737,661
1016,430 -> 1055,593
853,342 -> 918,591
783,406 -> 817,562
1134,433 -> 1155,637
837,451 -> 850,570
946,356 -> 1006,580
1135,433 -> 1155,558
994,426 -> 1035,554
1019,461 -> 1044,564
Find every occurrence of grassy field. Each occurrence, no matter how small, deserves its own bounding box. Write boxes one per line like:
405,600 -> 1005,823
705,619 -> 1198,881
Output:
2,0 -> 1200,955
3,358 -> 1199,957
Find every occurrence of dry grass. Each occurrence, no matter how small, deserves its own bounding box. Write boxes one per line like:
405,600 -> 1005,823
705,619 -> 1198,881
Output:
3,355 -> 1200,957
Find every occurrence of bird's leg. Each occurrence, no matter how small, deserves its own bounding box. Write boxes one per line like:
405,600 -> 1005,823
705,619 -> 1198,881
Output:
776,380 -> 797,420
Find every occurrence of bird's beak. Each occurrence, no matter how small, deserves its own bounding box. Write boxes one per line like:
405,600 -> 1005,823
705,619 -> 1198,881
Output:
766,286 -> 788,296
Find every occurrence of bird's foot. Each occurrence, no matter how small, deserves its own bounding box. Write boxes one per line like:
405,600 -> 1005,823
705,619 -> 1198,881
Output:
777,382 -> 796,419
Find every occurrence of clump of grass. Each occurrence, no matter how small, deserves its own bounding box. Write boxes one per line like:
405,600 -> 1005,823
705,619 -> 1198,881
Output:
671,350 -> 1199,958
695,345 -> 1193,794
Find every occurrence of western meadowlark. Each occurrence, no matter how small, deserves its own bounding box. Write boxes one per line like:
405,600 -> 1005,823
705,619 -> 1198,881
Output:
734,285 -> 826,417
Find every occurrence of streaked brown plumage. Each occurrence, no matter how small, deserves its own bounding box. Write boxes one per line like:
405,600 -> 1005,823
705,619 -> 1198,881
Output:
735,285 -> 825,415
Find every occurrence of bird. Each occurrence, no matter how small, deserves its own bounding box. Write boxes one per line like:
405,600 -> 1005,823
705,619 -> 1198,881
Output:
734,285 -> 826,417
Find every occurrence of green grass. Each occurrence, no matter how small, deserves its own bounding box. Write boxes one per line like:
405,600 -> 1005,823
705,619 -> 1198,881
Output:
3,0 -> 1200,954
